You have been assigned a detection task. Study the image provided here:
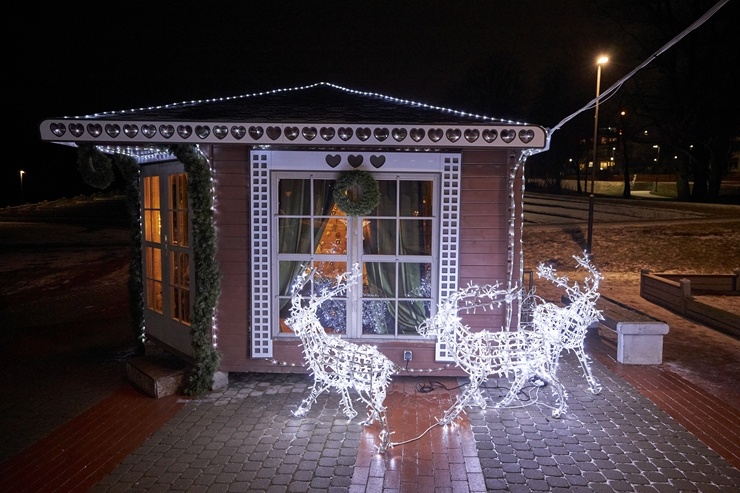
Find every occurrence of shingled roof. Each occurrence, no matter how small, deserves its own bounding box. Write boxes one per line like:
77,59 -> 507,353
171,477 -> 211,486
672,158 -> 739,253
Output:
39,82 -> 547,157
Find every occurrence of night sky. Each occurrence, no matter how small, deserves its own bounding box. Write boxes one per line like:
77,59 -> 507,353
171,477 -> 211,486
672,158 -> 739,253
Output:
6,1 -> 623,207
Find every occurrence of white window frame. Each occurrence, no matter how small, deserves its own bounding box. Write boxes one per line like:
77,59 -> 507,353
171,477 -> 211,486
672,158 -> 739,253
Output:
250,150 -> 460,358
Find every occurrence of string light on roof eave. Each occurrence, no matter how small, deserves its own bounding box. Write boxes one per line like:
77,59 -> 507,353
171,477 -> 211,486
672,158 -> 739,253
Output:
64,81 -> 530,126
94,144 -> 176,163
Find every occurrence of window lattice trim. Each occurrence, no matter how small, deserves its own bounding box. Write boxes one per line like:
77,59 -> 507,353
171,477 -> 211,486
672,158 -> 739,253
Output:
436,154 -> 461,362
250,151 -> 272,358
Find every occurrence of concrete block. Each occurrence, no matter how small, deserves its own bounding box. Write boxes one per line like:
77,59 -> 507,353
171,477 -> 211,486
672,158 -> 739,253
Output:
212,371 -> 229,390
616,322 -> 670,365
126,354 -> 188,398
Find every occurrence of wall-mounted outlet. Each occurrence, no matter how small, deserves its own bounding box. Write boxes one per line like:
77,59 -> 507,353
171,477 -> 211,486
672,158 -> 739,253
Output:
403,350 -> 413,361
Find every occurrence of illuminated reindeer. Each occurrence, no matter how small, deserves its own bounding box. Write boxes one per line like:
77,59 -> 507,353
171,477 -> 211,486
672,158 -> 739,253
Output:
285,264 -> 399,452
532,254 -> 604,394
417,283 -> 568,424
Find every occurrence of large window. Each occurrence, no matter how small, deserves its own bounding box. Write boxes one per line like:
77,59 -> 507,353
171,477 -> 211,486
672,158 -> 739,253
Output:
274,173 -> 436,338
250,150 -> 461,358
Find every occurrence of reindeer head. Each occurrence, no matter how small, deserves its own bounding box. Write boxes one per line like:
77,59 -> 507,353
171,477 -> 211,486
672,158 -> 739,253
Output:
286,263 -> 363,334
537,253 -> 602,302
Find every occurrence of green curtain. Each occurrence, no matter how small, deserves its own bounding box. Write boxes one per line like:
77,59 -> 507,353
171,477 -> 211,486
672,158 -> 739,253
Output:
277,179 -> 335,313
364,180 -> 431,335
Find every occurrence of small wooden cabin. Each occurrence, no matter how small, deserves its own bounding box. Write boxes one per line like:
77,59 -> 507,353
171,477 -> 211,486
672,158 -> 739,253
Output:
39,82 -> 546,380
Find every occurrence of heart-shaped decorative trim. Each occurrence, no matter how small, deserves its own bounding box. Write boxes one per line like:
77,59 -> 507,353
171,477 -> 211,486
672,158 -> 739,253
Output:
356,127 -> 371,141
195,125 -> 210,139
370,155 -> 386,168
501,129 -> 516,143
410,128 -> 425,142
518,129 -> 535,144
348,154 -> 363,168
160,125 -> 175,138
142,125 -> 157,138
338,127 -> 353,141
428,128 -> 443,142
325,154 -> 341,168
446,128 -> 461,142
285,126 -> 299,140
87,124 -> 102,137
50,122 -> 66,137
302,126 -> 317,141
213,126 -> 228,139
392,128 -> 407,141
231,126 -> 246,139
320,127 -> 335,141
177,125 -> 192,139
248,126 -> 264,140
70,123 -> 84,137
266,126 -> 281,140
464,129 -> 479,143
482,129 -> 498,143
105,124 -> 120,138
374,127 -> 389,142
123,124 -> 139,138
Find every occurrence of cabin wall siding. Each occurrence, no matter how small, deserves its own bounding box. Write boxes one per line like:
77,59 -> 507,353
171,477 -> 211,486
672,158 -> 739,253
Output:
459,149 -> 521,332
459,150 -> 512,286
210,145 -> 251,372
205,146 -> 525,373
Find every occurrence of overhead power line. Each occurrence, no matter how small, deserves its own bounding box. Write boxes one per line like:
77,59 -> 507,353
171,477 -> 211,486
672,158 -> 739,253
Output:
530,0 -> 731,155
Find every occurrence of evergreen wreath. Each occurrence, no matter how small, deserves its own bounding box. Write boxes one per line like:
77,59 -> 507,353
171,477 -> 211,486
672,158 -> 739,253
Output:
77,144 -> 115,189
333,170 -> 381,216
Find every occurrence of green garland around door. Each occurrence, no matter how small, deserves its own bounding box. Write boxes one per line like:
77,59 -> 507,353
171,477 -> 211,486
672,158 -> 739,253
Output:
169,144 -> 222,396
333,170 -> 381,216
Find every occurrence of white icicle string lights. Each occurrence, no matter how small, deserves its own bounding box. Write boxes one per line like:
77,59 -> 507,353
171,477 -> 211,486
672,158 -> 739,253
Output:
284,264 -> 399,453
531,253 -> 604,394
417,282 -> 568,424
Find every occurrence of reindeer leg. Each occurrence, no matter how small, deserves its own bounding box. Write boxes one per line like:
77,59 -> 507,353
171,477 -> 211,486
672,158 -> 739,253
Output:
375,410 -> 393,453
544,374 -> 568,418
574,346 -> 601,394
294,379 -> 330,418
339,387 -> 359,421
496,371 -> 528,408
440,374 -> 483,425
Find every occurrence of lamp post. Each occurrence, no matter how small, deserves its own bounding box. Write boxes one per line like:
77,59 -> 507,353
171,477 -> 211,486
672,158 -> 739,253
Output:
19,170 -> 25,204
587,55 -> 608,257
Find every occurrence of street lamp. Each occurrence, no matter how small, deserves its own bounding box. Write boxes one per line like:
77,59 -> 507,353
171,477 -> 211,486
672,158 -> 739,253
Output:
591,55 -> 608,194
587,55 -> 608,257
19,170 -> 25,204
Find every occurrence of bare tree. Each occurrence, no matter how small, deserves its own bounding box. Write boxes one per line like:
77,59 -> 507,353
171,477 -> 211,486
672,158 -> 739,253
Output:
598,0 -> 738,201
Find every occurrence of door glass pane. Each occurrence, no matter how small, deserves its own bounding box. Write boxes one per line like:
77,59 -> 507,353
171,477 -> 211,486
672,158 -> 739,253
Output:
169,251 -> 191,325
169,174 -> 189,247
146,246 -> 163,313
143,176 -> 161,243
